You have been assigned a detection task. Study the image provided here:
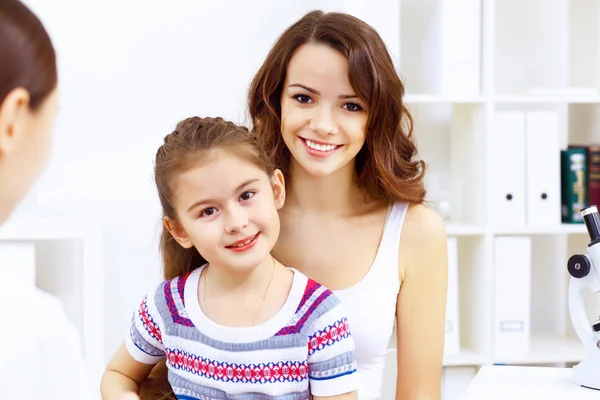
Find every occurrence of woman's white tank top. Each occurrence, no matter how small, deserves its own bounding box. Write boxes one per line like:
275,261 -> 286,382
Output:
333,202 -> 407,399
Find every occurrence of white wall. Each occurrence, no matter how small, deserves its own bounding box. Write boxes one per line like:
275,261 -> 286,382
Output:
18,0 -> 395,365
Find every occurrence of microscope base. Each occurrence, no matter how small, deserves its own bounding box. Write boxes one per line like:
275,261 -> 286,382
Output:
573,354 -> 600,390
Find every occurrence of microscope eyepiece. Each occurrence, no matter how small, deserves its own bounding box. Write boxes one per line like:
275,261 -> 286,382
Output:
581,205 -> 600,246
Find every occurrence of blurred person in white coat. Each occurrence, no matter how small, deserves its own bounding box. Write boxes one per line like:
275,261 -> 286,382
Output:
0,0 -> 95,398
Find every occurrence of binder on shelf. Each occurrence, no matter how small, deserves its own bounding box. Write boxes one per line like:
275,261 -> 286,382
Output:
491,111 -> 526,226
525,111 -> 561,225
493,236 -> 531,355
444,237 -> 460,355
0,242 -> 36,286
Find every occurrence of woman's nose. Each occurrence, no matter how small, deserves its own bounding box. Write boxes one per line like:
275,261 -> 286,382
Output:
310,106 -> 338,136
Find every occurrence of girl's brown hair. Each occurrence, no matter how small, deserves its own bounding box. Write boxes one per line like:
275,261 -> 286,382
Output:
0,0 -> 57,109
248,10 -> 426,204
155,116 -> 274,281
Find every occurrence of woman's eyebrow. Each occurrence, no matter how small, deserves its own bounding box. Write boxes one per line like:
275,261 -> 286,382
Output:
288,83 -> 358,99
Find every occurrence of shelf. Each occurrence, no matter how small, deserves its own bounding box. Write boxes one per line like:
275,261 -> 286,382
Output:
446,224 -> 487,236
443,349 -> 488,367
494,94 -> 600,104
404,94 -> 486,104
0,214 -> 106,389
391,336 -> 584,366
387,347 -> 487,367
389,332 -> 585,366
0,216 -> 103,240
406,94 -> 600,104
493,224 -> 587,235
491,334 -> 585,365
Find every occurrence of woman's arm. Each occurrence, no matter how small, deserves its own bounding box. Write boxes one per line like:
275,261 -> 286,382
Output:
395,204 -> 448,400
101,342 -> 156,400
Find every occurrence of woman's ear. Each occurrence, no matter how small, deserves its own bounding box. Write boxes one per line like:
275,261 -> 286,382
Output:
0,88 -> 30,156
271,169 -> 286,210
163,217 -> 194,249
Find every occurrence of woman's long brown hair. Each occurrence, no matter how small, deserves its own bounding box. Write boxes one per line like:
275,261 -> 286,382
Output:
248,10 -> 426,204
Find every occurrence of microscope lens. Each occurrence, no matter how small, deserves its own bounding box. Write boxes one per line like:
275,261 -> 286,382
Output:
582,205 -> 600,244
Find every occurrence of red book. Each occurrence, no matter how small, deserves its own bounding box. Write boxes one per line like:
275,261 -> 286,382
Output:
588,145 -> 600,208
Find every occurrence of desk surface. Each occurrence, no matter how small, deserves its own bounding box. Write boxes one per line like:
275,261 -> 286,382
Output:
462,365 -> 600,400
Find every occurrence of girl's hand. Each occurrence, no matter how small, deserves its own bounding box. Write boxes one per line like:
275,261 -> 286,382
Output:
120,392 -> 140,400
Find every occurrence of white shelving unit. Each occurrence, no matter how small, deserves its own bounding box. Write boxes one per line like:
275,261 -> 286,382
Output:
0,216 -> 105,392
351,0 -> 600,398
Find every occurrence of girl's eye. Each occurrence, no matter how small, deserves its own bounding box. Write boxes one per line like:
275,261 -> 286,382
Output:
293,94 -> 312,104
240,191 -> 255,201
200,207 -> 217,217
344,103 -> 362,112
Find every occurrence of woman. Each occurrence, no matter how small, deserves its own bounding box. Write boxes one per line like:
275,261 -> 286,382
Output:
142,9 -> 447,400
247,10 -> 448,400
0,1 -> 93,398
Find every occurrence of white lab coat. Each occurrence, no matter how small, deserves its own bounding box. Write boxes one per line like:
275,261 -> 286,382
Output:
0,272 -> 94,399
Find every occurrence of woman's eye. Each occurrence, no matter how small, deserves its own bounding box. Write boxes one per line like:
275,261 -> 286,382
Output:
344,103 -> 362,112
200,207 -> 216,217
293,94 -> 312,104
240,191 -> 255,201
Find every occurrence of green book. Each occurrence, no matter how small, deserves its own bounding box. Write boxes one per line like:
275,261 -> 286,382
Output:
561,147 -> 588,223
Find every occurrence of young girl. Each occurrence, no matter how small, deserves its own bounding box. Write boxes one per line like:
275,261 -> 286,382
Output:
100,116 -> 358,400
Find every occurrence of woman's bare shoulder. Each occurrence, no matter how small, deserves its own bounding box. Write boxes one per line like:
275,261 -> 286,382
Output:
398,203 -> 448,278
403,203 -> 447,237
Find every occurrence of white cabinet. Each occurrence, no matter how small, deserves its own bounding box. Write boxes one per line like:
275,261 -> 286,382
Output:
373,0 -> 597,398
0,217 -> 105,392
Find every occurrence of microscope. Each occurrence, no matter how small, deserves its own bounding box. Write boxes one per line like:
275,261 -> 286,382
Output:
567,205 -> 600,390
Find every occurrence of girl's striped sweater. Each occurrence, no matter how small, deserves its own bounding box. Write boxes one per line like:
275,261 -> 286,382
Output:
126,265 -> 357,399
